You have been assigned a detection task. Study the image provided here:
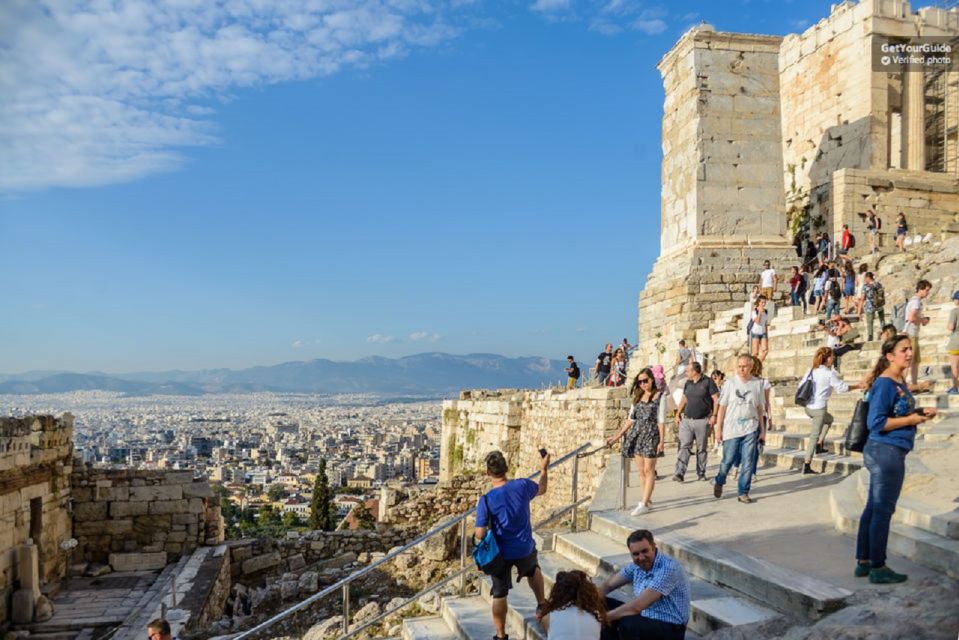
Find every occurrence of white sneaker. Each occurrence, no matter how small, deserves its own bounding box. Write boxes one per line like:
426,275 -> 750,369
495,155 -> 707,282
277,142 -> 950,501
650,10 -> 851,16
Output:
630,502 -> 647,516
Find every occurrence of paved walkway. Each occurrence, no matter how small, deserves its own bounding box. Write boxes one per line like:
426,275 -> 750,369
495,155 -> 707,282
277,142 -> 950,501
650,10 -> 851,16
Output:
23,571 -> 159,633
617,450 -> 938,592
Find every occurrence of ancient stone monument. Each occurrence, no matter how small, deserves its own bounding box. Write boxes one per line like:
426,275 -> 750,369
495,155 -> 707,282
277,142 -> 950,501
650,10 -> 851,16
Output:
632,0 -> 959,370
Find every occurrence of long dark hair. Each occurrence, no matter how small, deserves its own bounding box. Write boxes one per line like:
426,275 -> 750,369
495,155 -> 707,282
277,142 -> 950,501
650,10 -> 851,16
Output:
864,334 -> 911,390
629,367 -> 657,404
541,569 -> 608,626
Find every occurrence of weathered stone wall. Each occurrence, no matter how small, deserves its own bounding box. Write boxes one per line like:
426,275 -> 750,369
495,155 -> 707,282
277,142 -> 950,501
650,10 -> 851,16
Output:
381,476 -> 486,526
440,387 -> 629,523
70,467 -> 224,565
0,414 -> 73,625
832,168 -> 959,242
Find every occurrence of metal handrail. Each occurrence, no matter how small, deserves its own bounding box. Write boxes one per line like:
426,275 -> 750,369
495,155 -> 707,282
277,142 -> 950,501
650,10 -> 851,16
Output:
232,440 -> 600,640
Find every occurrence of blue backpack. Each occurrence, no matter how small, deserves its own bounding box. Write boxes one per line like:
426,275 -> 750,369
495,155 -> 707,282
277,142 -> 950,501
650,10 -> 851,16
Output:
472,494 -> 504,573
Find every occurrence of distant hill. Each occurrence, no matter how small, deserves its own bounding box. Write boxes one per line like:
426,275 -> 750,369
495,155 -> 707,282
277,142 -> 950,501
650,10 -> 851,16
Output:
0,353 -> 569,396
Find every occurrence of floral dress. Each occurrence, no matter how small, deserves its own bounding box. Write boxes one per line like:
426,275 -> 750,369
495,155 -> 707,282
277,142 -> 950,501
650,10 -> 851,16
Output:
622,393 -> 662,459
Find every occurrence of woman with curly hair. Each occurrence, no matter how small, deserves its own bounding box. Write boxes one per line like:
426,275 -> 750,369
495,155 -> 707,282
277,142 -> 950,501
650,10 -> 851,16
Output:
539,569 -> 607,639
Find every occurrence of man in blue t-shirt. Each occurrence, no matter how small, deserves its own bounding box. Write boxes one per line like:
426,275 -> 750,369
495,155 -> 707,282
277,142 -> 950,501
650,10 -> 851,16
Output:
474,450 -> 549,640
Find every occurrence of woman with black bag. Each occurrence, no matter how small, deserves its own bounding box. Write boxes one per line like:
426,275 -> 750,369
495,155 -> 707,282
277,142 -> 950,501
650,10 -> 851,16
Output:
854,335 -> 937,584
800,347 -> 862,474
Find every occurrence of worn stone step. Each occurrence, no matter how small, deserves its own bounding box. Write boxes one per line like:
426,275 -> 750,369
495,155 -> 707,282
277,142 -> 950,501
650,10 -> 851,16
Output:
401,615 -> 460,640
760,447 -> 863,475
549,531 -> 780,635
853,468 -> 959,539
587,511 -> 852,621
829,473 -> 959,578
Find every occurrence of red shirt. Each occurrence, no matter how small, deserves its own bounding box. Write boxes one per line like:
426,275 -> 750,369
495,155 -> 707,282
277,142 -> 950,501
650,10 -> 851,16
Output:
841,229 -> 851,249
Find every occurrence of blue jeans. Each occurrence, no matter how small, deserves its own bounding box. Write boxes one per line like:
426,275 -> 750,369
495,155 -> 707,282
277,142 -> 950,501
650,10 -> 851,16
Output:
856,440 -> 907,568
714,430 -> 758,496
825,299 -> 839,319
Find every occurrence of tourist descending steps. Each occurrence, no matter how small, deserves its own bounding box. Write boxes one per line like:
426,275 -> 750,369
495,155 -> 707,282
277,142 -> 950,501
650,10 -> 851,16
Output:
857,271 -> 886,342
799,347 -> 863,475
712,355 -> 765,504
608,369 -> 666,515
595,344 -> 614,386
474,450 -> 550,640
895,212 -> 908,252
855,336 -> 938,584
758,259 -> 778,302
538,570 -> 607,640
904,279 -> 933,386
599,529 -> 690,640
749,295 -> 770,363
948,291 -> 959,395
672,362 -> 719,483
865,209 -> 881,255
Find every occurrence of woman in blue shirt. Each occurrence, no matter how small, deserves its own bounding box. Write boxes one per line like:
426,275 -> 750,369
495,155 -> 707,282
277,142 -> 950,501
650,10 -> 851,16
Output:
855,335 -> 937,583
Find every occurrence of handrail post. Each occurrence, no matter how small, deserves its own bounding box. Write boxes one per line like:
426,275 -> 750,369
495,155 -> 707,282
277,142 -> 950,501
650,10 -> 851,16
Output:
619,455 -> 629,510
343,583 -> 350,635
459,518 -> 468,596
570,455 -> 579,533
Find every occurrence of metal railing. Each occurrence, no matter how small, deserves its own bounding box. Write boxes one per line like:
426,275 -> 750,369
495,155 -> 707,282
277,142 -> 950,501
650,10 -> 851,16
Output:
232,441 -> 608,640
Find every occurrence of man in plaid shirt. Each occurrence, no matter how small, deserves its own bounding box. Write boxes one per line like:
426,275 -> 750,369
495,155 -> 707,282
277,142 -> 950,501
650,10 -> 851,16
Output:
599,529 -> 690,639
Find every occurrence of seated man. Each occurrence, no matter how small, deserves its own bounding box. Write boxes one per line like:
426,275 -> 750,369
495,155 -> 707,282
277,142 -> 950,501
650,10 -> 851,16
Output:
599,529 -> 689,640
820,317 -> 861,369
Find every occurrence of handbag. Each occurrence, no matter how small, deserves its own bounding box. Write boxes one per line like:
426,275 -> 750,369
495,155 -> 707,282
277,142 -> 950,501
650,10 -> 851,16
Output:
844,393 -> 869,453
471,494 -> 504,574
794,370 -> 814,407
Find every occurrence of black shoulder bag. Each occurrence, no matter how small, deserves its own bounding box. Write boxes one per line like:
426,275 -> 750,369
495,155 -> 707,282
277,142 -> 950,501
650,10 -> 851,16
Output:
794,369 -> 815,407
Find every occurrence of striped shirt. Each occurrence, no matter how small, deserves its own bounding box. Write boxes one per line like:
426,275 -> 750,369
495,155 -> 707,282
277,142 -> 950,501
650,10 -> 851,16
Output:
620,550 -> 690,625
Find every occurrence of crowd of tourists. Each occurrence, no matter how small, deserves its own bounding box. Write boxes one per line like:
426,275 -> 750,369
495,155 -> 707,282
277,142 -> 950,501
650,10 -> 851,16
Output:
469,218 -> 959,638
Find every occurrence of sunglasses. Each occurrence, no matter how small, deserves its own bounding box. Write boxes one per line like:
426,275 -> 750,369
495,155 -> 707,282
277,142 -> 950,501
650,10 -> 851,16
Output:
638,378 -> 651,384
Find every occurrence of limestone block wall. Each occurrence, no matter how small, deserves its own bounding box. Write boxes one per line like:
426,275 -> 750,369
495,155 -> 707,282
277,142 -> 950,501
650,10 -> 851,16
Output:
382,476 -> 486,526
832,168 -> 959,241
657,27 -> 786,258
440,387 -> 630,523
70,467 -> 224,565
0,414 -> 74,624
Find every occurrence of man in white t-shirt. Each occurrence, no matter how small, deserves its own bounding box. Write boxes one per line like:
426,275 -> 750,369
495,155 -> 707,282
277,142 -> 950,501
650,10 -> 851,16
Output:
758,260 -> 778,301
712,355 -> 765,504
904,279 -> 932,385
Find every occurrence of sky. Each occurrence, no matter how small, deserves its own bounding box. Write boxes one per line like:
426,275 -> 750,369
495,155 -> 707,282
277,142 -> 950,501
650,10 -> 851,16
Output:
0,0 -> 836,374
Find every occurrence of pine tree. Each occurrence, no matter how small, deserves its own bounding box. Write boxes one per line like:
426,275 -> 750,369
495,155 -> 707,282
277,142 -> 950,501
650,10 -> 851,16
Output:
309,459 -> 336,531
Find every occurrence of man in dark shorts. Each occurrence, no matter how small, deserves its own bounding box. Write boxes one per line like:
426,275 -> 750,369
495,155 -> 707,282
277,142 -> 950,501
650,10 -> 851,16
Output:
596,343 -> 613,385
475,450 -> 549,640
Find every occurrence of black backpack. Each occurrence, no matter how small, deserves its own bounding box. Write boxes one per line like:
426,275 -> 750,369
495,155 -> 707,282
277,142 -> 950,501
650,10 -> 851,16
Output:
829,280 -> 842,301
848,234 -> 856,248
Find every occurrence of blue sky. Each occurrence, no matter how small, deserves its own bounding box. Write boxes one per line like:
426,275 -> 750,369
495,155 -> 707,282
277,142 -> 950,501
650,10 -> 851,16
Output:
0,0 -> 833,373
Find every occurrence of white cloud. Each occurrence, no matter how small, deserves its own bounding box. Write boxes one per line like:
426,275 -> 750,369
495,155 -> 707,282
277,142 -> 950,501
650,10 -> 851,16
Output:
367,334 -> 398,344
409,331 -> 442,342
0,0 -> 466,191
530,0 -> 571,13
631,18 -> 667,35
292,340 -> 304,349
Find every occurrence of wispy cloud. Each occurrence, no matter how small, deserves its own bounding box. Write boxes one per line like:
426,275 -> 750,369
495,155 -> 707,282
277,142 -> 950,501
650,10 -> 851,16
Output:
0,0 -> 467,191
291,340 -> 304,349
530,0 -> 571,13
583,3 -> 671,37
367,334 -> 398,344
409,331 -> 442,342
631,18 -> 666,35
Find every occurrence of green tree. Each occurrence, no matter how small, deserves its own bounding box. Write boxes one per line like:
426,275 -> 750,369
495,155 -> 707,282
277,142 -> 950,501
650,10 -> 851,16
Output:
282,510 -> 303,529
267,483 -> 287,502
309,459 -> 336,531
352,501 -> 376,530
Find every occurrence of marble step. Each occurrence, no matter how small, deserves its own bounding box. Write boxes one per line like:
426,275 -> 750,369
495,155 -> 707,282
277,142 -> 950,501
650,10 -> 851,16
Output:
829,474 -> 959,578
763,431 -> 850,456
549,532 -> 780,635
401,615 -> 460,640
853,469 -> 959,539
759,447 -> 863,475
588,511 -> 852,621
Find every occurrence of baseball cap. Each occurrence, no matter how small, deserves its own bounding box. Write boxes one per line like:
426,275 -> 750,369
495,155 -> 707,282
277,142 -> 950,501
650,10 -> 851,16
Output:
952,290 -> 959,301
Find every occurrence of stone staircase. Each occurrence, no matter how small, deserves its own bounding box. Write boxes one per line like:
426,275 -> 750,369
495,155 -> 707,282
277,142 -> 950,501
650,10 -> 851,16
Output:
402,509 -> 853,640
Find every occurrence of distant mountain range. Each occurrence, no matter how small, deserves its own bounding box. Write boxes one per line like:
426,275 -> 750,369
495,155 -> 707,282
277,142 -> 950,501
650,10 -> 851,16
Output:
0,353 -> 569,397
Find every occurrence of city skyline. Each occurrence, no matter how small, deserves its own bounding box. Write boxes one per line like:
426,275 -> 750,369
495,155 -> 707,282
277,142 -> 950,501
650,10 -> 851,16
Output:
0,0 -> 834,372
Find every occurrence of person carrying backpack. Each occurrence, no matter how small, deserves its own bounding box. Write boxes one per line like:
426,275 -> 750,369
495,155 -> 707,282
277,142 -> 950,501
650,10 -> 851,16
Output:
857,272 -> 886,341
825,277 -> 842,320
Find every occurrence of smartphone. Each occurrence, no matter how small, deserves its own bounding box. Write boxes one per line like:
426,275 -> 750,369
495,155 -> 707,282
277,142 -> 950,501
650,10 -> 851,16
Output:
539,448 -> 548,458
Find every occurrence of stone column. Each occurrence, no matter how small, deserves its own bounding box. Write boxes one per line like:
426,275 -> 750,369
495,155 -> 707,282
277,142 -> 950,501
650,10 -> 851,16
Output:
11,539 -> 40,624
904,67 -> 925,170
